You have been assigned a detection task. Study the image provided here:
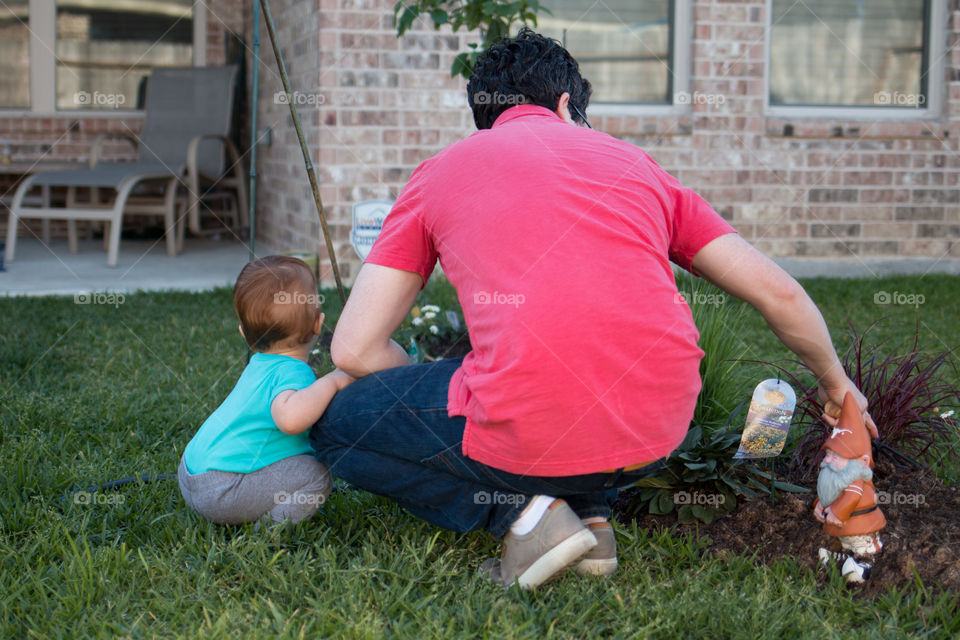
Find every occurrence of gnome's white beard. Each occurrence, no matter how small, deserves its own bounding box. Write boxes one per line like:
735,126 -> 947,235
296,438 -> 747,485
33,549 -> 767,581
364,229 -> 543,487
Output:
817,459 -> 873,507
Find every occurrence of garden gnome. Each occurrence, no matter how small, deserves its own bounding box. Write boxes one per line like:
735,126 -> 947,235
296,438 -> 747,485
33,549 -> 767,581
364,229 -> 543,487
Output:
813,392 -> 886,583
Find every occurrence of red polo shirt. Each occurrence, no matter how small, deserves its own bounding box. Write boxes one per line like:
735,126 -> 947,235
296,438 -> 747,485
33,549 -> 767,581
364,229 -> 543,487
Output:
366,105 -> 736,476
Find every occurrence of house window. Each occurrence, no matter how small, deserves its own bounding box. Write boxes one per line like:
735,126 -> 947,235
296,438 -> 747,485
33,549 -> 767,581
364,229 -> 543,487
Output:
1,0 -> 203,114
0,1 -> 31,108
56,0 -> 194,110
768,0 -> 946,118
537,0 -> 691,112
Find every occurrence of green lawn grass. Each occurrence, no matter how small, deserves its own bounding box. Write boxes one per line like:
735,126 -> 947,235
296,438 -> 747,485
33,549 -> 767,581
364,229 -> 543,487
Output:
1,274 -> 958,638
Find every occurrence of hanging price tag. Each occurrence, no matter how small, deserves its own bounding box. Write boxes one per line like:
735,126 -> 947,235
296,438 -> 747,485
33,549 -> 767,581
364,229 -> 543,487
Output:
734,378 -> 796,459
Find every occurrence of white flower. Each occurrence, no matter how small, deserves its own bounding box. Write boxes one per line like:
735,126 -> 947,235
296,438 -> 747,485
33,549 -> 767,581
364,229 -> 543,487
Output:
429,325 -> 439,335
421,305 -> 440,313
942,410 -> 955,419
412,317 -> 424,326
424,311 -> 437,320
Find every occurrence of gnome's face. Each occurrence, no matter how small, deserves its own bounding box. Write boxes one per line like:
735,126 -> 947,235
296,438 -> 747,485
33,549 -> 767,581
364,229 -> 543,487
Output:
817,448 -> 873,506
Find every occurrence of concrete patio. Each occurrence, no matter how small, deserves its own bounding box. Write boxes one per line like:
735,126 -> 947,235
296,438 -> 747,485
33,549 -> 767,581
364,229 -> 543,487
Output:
0,235 -> 250,296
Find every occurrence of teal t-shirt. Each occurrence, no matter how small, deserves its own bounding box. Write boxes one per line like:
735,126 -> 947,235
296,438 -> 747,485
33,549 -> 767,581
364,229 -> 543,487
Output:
183,353 -> 317,474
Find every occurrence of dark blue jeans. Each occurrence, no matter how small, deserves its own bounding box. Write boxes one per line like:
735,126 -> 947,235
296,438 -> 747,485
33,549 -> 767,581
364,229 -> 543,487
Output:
309,357 -> 664,537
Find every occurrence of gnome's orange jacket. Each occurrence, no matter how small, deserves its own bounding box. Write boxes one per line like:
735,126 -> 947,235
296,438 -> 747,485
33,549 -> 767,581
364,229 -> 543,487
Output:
813,479 -> 887,537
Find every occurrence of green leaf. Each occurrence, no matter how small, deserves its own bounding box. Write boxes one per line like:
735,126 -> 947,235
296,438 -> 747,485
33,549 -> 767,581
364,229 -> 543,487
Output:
633,476 -> 673,489
450,52 -> 473,78
396,6 -> 419,35
682,470 -> 718,483
485,17 -> 509,43
492,1 -> 522,18
428,8 -> 448,26
773,480 -> 811,493
720,491 -> 738,513
679,425 -> 703,450
692,505 -> 719,524
648,490 -> 675,515
676,504 -> 696,524
683,460 -> 716,473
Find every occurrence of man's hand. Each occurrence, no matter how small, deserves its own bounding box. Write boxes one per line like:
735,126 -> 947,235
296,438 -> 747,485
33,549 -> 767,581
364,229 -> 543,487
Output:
818,376 -> 879,439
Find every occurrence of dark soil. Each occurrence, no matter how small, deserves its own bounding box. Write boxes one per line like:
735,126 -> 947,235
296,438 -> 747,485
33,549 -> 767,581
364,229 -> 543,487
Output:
614,463 -> 960,597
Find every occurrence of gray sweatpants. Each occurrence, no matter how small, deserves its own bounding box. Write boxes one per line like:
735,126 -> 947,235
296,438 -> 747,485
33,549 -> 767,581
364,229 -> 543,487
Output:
178,455 -> 331,525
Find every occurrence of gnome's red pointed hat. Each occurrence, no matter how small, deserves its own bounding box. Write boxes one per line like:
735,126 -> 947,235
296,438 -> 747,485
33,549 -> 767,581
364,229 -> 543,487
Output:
821,391 -> 873,463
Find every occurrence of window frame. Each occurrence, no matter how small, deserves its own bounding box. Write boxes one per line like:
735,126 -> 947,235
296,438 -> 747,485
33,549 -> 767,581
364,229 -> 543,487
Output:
764,0 -> 947,121
3,0 -> 205,117
583,0 -> 693,118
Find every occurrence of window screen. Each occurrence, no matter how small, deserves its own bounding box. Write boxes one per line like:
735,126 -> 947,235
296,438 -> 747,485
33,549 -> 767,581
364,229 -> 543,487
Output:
0,1 -> 31,108
538,0 -> 673,104
770,0 -> 927,108
56,0 -> 194,110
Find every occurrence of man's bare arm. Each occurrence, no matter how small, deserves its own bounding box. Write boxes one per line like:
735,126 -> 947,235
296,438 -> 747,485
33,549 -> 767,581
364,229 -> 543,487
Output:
330,263 -> 422,378
691,233 -> 878,437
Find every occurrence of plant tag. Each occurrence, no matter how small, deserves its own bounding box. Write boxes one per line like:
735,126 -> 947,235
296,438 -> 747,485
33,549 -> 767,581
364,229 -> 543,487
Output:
734,378 -> 796,459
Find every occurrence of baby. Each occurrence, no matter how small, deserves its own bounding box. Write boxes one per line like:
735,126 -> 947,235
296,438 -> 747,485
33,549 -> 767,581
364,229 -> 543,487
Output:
179,255 -> 353,526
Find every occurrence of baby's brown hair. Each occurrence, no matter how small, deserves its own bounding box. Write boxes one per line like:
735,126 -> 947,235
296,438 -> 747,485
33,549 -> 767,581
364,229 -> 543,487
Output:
233,256 -> 320,351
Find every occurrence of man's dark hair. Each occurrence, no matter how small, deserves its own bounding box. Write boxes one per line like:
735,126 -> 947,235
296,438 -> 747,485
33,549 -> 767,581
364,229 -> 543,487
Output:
466,27 -> 592,130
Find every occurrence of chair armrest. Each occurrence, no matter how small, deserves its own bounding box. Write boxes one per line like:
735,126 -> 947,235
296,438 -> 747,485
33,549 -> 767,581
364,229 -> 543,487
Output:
186,134 -> 244,181
89,133 -> 139,168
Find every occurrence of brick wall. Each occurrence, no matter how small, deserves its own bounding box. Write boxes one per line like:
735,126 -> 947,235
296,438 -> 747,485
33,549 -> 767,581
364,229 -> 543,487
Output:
253,0 -> 959,286
253,0 -> 476,282
5,0 -> 959,278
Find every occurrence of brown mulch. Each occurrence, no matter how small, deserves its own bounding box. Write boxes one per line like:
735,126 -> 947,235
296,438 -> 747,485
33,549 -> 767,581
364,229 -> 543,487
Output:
614,463 -> 960,597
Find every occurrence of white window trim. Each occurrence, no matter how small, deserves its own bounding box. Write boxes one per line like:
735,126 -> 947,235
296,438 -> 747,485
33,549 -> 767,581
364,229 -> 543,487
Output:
764,0 -> 947,121
3,0 -> 205,118
585,0 -> 693,119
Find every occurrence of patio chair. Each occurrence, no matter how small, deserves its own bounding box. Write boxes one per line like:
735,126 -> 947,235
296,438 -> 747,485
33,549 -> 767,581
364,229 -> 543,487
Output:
4,65 -> 246,267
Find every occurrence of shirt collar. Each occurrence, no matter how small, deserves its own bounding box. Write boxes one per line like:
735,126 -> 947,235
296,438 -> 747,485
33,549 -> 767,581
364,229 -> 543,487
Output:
491,104 -> 562,128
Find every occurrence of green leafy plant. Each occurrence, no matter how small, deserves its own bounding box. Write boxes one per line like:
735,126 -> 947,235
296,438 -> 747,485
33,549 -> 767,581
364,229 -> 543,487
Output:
674,271 -> 751,427
393,0 -> 545,77
628,406 -> 808,525
623,272 -> 808,524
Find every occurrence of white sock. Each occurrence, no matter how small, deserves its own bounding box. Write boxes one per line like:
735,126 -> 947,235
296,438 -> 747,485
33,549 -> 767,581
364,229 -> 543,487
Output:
509,495 -> 556,536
